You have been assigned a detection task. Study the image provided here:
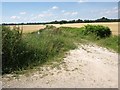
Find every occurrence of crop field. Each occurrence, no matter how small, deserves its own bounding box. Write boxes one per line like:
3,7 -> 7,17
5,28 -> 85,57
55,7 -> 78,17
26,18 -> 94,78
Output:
9,25 -> 46,33
49,22 -> 118,35
9,22 -> 118,35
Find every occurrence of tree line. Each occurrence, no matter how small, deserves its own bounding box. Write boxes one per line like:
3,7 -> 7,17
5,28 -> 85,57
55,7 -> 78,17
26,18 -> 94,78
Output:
2,17 -> 120,25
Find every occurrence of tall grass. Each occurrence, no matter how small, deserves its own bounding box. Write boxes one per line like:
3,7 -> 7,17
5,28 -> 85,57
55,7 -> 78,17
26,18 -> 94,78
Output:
95,35 -> 119,53
2,26 -> 77,74
2,26 -> 42,74
23,26 -> 78,64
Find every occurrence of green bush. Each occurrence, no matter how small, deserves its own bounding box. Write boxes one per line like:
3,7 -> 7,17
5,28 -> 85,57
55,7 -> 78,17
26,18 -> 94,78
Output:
2,26 -> 36,74
82,25 -> 111,38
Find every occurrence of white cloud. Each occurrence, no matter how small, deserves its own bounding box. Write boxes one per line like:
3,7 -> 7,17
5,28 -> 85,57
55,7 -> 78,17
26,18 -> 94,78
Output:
32,12 -> 53,20
38,13 -> 53,18
29,12 -> 54,21
31,14 -> 34,17
20,12 -> 26,15
72,12 -> 78,15
30,16 -> 38,21
89,6 -> 118,18
100,7 -> 118,16
10,16 -> 20,19
38,14 -> 44,17
63,11 -> 78,16
113,7 -> 117,10
51,6 -> 59,10
61,10 -> 65,13
78,0 -> 86,3
88,6 -> 117,18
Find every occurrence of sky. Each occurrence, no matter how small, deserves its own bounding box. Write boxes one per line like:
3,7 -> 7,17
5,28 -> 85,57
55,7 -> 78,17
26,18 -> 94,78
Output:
1,0 -> 120,2
2,2 -> 118,23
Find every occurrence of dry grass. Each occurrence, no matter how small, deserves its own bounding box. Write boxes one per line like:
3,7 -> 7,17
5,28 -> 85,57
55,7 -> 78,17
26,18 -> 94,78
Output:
9,22 -> 118,35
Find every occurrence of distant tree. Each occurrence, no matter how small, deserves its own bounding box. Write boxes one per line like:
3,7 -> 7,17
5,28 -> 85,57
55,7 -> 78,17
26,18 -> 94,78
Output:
76,19 -> 83,23
96,17 -> 110,22
84,20 -> 92,23
59,20 -> 67,24
2,17 -> 120,25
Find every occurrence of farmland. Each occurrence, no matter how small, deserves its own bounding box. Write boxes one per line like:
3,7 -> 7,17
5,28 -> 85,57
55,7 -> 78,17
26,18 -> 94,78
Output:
2,24 -> 118,88
9,25 -> 46,33
49,22 -> 118,35
2,2 -> 119,88
2,24 -> 119,73
9,22 -> 118,35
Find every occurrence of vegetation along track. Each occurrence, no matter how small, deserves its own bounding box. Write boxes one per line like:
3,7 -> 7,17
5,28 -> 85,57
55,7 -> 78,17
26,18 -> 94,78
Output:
2,25 -> 119,88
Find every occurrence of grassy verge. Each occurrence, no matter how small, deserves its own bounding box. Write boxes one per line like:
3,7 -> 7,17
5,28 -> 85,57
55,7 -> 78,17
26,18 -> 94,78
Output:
59,26 -> 119,53
86,35 -> 119,53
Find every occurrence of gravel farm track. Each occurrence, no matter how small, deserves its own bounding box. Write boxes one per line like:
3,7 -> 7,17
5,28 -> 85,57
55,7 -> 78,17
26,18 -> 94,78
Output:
2,44 -> 118,88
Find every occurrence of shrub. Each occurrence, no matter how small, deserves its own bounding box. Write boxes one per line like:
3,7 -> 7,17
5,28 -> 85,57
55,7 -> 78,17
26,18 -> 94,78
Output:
82,25 -> 111,38
2,26 -> 36,74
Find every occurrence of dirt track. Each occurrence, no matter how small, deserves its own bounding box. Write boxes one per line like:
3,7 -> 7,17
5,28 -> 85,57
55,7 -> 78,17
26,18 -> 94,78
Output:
2,44 -> 118,88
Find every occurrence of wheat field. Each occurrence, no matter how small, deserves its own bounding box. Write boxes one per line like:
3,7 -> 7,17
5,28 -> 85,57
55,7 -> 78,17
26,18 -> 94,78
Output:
9,22 -> 118,35
49,22 -> 118,35
9,25 -> 46,33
